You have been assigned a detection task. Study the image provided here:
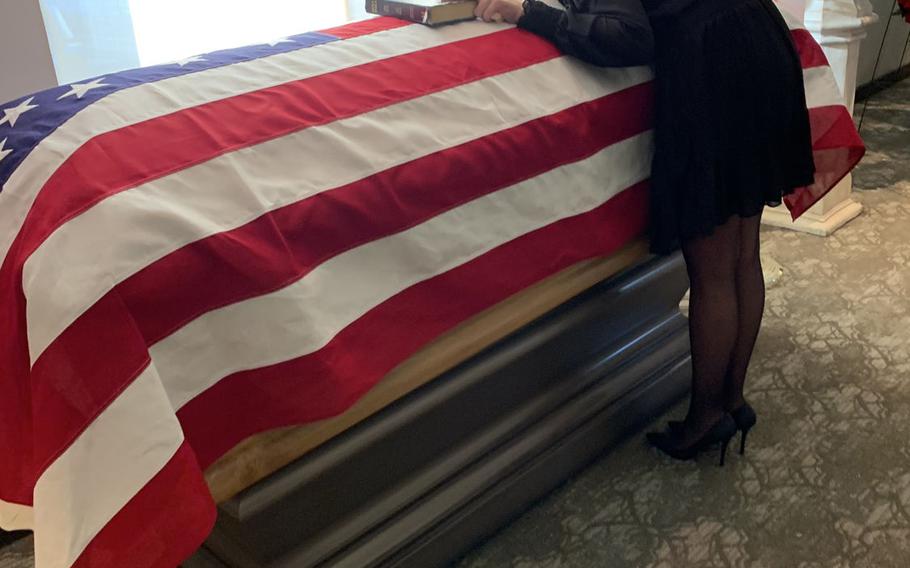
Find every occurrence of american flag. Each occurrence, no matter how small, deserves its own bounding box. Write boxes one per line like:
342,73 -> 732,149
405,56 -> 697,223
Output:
0,10 -> 862,568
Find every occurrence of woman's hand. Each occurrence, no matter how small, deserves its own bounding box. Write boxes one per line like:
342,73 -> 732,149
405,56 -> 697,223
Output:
474,0 -> 525,24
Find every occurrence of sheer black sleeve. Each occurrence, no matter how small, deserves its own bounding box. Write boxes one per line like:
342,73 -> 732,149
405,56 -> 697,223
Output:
517,0 -> 654,67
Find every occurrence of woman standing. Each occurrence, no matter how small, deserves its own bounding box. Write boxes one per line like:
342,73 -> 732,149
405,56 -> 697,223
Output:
473,0 -> 816,465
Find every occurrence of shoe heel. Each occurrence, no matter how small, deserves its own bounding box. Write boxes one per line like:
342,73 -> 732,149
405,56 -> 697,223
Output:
719,437 -> 730,467
739,427 -> 750,455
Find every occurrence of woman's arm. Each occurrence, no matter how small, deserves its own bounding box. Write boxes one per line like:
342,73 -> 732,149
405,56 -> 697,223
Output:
475,0 -> 654,68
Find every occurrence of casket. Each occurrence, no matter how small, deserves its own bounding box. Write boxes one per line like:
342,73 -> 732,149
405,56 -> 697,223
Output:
0,11 -> 861,568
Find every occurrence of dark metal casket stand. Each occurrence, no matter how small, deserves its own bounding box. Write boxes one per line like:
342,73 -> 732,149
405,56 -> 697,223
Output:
185,252 -> 691,568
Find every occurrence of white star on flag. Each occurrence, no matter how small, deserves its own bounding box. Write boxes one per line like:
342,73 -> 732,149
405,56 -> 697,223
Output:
58,78 -> 109,101
264,38 -> 295,47
174,55 -> 206,66
0,138 -> 12,164
0,97 -> 39,128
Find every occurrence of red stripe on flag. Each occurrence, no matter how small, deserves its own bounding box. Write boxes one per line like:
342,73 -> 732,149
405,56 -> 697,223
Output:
29,84 -> 653,475
30,295 -> 153,475
71,442 -> 215,568
180,181 -> 649,468
785,104 -> 865,219
5,27 -> 561,490
11,28 -> 558,274
126,84 -> 653,345
0,294 -> 34,507
790,29 -> 828,69
319,16 -> 412,38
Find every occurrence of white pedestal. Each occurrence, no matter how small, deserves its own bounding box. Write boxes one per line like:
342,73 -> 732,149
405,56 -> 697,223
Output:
762,174 -> 863,235
762,0 -> 878,235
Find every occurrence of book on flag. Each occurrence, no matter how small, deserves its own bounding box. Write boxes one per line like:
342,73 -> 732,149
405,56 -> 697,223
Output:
365,0 -> 479,26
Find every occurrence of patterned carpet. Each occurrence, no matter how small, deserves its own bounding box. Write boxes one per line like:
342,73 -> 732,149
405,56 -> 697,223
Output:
0,537 -> 29,568
2,79 -> 908,568
456,78 -> 910,568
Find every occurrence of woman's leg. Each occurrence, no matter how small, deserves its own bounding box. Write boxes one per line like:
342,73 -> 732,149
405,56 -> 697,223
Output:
678,215 -> 741,443
724,212 -> 764,410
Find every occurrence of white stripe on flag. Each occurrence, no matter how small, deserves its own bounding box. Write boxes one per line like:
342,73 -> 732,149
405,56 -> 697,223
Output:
25,133 -> 649,566
0,21 -> 507,266
0,497 -> 33,531
155,131 -> 653,410
803,65 -> 844,109
23,61 -> 653,362
32,364 -> 184,568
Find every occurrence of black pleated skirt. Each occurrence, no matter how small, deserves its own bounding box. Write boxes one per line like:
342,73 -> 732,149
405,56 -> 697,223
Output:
647,0 -> 816,254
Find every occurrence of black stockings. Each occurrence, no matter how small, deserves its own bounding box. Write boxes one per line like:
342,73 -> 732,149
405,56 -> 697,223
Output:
678,214 -> 764,443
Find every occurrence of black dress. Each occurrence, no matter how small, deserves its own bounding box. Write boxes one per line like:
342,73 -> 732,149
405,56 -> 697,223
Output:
518,0 -> 816,254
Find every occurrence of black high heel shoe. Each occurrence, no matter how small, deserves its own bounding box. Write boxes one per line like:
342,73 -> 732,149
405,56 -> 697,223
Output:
647,414 -> 737,466
668,402 -> 757,455
730,403 -> 757,455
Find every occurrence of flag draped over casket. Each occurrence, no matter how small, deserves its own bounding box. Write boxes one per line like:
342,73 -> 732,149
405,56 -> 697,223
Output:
0,9 -> 862,568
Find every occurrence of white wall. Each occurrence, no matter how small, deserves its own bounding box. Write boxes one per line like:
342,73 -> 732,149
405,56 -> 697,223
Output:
858,0 -> 910,85
11,0 -> 369,93
39,0 -> 140,85
0,0 -> 57,104
128,0 -> 349,66
347,0 -> 370,20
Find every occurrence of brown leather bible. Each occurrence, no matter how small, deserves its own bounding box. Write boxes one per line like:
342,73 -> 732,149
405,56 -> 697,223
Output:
365,0 -> 479,26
